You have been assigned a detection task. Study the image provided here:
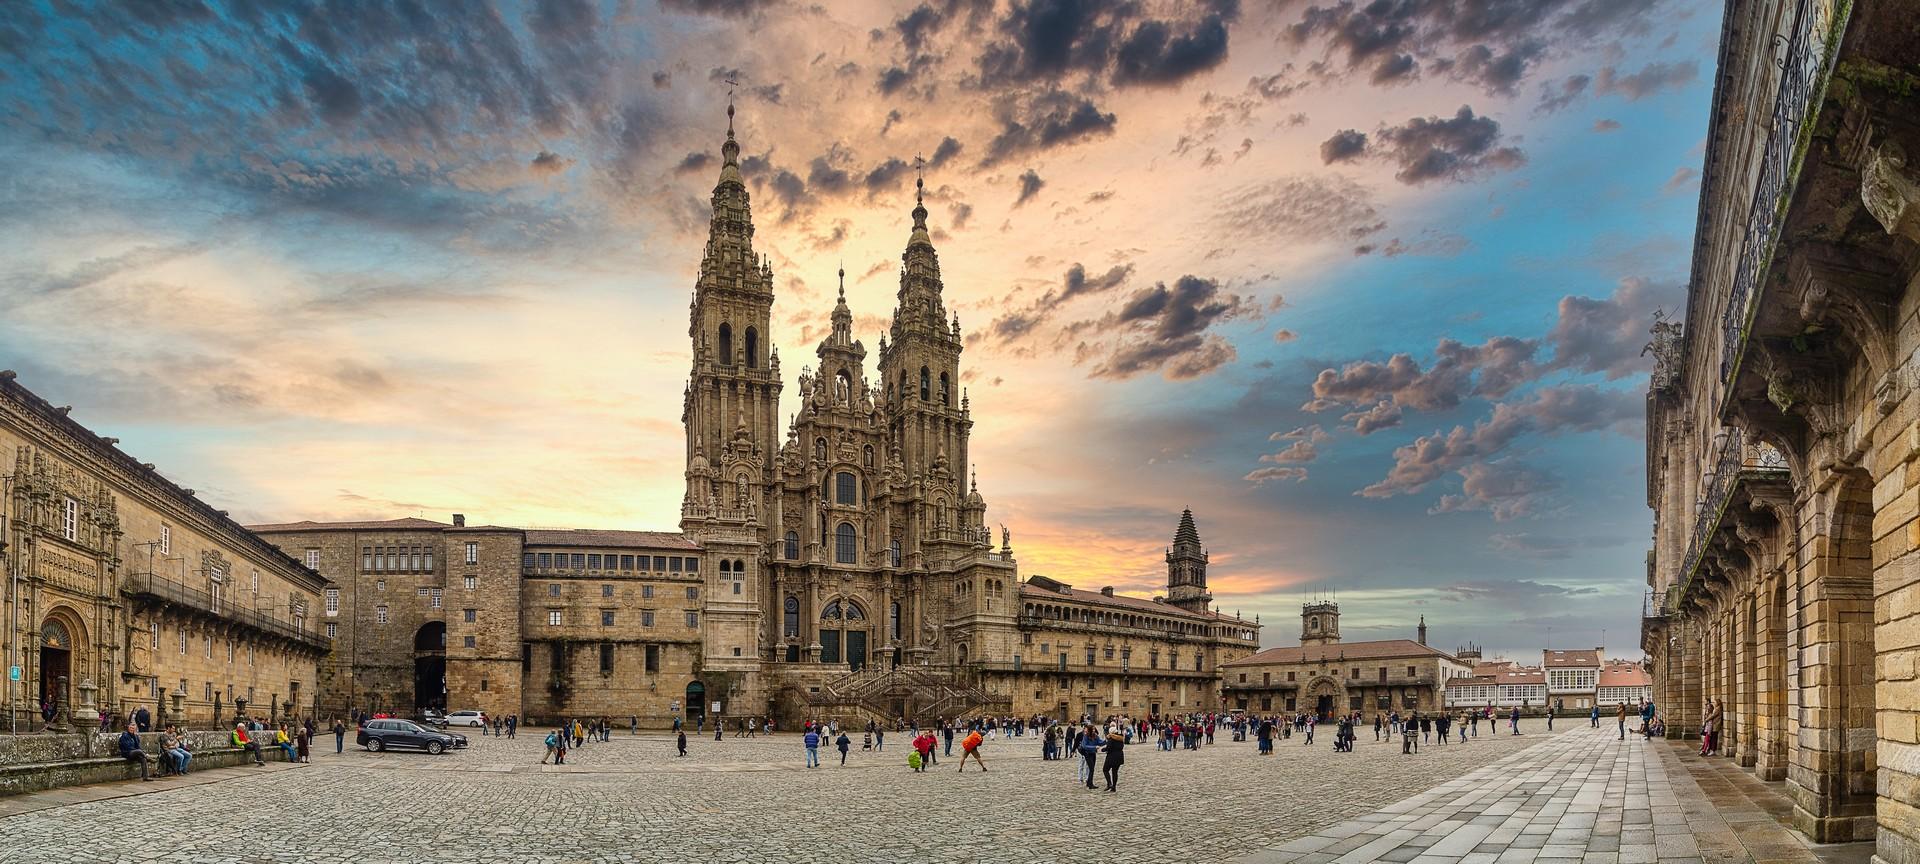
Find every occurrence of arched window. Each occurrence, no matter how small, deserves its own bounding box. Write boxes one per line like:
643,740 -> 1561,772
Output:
939,371 -> 950,406
784,531 -> 799,560
844,603 -> 865,621
783,596 -> 800,637
919,366 -> 930,401
889,539 -> 901,568
744,327 -> 758,368
719,559 -> 732,574
718,323 -> 733,365
835,522 -> 857,564
835,471 -> 857,505
814,437 -> 827,462
822,600 -> 843,620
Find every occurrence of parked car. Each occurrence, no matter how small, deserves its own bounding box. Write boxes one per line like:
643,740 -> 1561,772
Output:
442,710 -> 486,728
420,709 -> 446,727
357,719 -> 468,754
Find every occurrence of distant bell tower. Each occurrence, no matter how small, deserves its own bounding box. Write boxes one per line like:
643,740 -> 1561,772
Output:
1301,600 -> 1341,646
1164,508 -> 1212,614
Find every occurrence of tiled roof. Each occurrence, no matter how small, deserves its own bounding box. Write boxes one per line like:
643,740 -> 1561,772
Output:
1599,665 -> 1650,687
1446,674 -> 1497,689
1542,649 -> 1602,668
1223,639 -> 1456,667
248,517 -> 453,533
1019,582 -> 1211,620
522,529 -> 699,550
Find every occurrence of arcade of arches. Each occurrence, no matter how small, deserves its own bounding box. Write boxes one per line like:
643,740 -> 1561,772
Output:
1642,2 -> 1920,859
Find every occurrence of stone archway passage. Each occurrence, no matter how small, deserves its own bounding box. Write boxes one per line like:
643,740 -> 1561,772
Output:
685,681 -> 707,726
39,618 -> 73,717
412,622 -> 446,711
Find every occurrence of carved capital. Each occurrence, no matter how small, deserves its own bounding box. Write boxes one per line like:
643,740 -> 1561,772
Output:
1862,141 -> 1920,244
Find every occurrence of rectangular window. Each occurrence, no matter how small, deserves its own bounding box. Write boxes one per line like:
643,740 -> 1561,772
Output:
548,610 -> 563,626
458,635 -> 474,648
685,586 -> 698,600
668,557 -> 683,572
61,498 -> 78,541
1262,672 -> 1270,685
571,553 -> 585,569
642,585 -> 654,599
522,553 -> 535,569
464,575 -> 476,590
304,548 -> 320,569
685,557 -> 697,573
549,584 -> 561,597
325,622 -> 337,639
418,587 -> 430,597
733,580 -> 742,595
362,547 -> 372,571
601,610 -> 615,627
324,588 -> 339,615
642,610 -> 655,628
376,580 -> 385,591
1407,666 -> 1417,677
621,555 -> 635,570
463,608 -> 476,623
424,547 -> 433,570
1379,667 -> 1388,682
206,682 -> 213,701
652,556 -> 667,571
465,542 -> 478,565
645,644 -> 660,673
685,612 -> 698,628
538,552 -> 552,569
1287,671 -> 1296,682
588,554 -> 602,570
430,588 -> 442,609
600,643 -> 614,674
376,606 -> 389,624
179,630 -> 187,655
160,525 -> 172,555
602,584 -> 614,597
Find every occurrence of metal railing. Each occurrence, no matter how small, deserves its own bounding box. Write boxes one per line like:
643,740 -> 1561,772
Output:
123,572 -> 331,652
1674,429 -> 1790,609
1718,0 -> 1848,389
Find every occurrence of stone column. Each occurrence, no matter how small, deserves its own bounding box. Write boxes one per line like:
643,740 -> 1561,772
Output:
1756,575 -> 1789,781
1736,596 -> 1758,768
1674,616 -> 1702,738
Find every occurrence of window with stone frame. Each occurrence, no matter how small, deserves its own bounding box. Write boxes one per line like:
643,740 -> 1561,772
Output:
642,610 -> 655,628
601,610 -> 615,627
465,575 -> 477,590
645,644 -> 660,673
463,635 -> 475,648
302,548 -> 319,570
835,522 -> 857,564
61,497 -> 78,541
376,606 -> 389,624
685,611 -> 698,628
465,542 -> 478,565
463,608 -> 476,623
548,610 -> 562,626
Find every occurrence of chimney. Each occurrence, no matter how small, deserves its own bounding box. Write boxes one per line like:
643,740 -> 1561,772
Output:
452,513 -> 466,528
1417,615 -> 1428,646
1100,586 -> 1114,597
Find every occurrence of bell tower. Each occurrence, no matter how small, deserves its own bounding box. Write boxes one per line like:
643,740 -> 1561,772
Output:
1301,601 -> 1341,646
1164,508 -> 1212,614
877,175 -> 969,484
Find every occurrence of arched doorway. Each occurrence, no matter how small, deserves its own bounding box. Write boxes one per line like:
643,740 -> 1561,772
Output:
413,622 -> 446,711
38,617 -> 75,716
685,681 -> 706,726
1306,677 -> 1341,720
819,599 -> 870,670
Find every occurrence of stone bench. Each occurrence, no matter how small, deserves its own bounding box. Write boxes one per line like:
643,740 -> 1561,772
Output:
0,731 -> 294,797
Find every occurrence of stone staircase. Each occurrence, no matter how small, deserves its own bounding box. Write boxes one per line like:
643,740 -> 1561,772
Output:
803,665 -> 1011,723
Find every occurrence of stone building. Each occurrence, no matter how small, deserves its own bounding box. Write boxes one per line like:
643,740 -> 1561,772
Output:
243,105 -> 1259,727
1,372 -> 329,730
1543,648 -> 1604,711
1639,0 -> 1919,856
1220,602 -> 1468,717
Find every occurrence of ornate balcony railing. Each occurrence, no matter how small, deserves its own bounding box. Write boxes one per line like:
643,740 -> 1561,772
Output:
1674,429 -> 1790,609
124,571 -> 331,653
1719,0 -> 1848,390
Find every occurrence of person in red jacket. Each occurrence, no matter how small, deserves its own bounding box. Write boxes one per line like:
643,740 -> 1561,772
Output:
231,723 -> 265,766
912,731 -> 935,771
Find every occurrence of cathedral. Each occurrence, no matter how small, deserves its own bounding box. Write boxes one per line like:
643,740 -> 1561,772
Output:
0,103 -> 1259,730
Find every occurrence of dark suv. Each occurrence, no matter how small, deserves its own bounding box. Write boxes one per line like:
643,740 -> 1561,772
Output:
357,719 -> 468,754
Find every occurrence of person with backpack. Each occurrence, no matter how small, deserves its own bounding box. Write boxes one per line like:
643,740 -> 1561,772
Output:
542,729 -> 560,764
957,728 -> 986,772
803,726 -> 821,768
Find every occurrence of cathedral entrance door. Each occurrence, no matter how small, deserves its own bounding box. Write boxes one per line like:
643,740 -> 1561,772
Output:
685,682 -> 706,726
1316,695 -> 1335,719
847,631 -> 867,672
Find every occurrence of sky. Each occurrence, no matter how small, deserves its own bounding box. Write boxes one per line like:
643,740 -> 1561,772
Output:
0,0 -> 1717,661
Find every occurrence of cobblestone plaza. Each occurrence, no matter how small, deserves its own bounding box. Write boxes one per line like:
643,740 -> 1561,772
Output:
0,725 -> 1574,864
0,725 -> 1880,863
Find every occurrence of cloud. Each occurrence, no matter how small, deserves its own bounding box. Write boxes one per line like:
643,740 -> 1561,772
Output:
1112,5 -> 1239,87
1591,118 -> 1621,132
1544,276 -> 1680,378
929,136 -> 964,167
1217,174 -> 1385,245
981,90 -> 1119,167
1340,400 -> 1403,435
1488,532 -> 1619,561
1081,275 -> 1255,380
658,0 -> 776,18
1272,329 -> 1297,343
1014,169 -> 1046,207
1429,460 -> 1554,521
530,150 -> 572,175
1320,129 -> 1369,164
1304,335 -> 1539,414
1535,74 -> 1590,113
1660,166 -> 1699,195
985,261 -> 1134,343
1244,466 -> 1309,485
1373,106 -> 1527,185
975,0 -> 1241,90
1596,60 -> 1698,100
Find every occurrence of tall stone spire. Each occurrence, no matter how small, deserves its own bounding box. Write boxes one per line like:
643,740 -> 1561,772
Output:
1165,508 -> 1212,614
878,169 -> 967,486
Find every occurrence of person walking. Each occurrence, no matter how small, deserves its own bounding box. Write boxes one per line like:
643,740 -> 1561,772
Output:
1077,725 -> 1100,788
631,715 -> 638,736
1100,730 -> 1125,792
838,729 -> 853,765
957,728 -> 986,772
332,718 -> 346,755
1617,702 -> 1628,739
296,723 -> 312,763
1510,705 -> 1522,735
677,730 -> 688,757
942,722 -> 954,758
804,727 -> 821,768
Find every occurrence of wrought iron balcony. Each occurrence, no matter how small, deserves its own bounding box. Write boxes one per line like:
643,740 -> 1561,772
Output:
1717,0 -> 1848,393
1674,428 -> 1789,610
123,571 -> 331,653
